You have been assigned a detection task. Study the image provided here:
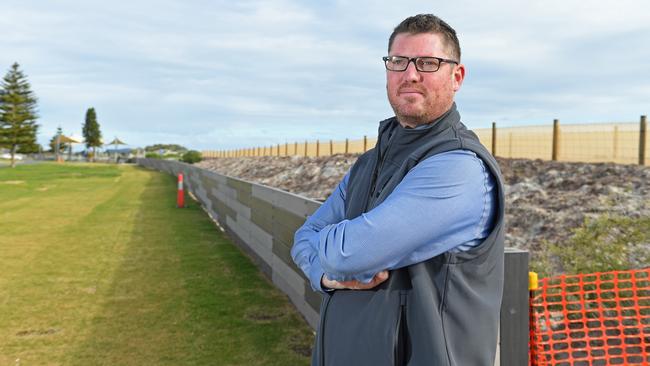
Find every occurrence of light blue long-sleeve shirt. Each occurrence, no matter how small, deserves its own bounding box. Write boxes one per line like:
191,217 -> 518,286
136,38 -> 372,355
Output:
291,149 -> 496,292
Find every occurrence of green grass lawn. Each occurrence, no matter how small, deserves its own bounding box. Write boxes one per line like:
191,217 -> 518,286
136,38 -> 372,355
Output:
0,163 -> 313,365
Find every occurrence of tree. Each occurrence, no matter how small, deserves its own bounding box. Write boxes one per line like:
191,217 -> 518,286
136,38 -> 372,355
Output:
82,107 -> 102,161
0,63 -> 39,168
48,126 -> 68,153
181,150 -> 202,164
144,143 -> 188,153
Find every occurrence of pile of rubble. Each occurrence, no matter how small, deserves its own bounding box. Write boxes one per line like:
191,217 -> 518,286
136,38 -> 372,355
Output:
196,156 -> 649,259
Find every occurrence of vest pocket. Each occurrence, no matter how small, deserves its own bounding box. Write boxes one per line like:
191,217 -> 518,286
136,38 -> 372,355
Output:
320,289 -> 403,366
393,292 -> 409,366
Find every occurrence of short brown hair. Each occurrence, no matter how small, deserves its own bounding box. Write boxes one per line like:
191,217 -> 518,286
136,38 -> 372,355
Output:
388,14 -> 461,61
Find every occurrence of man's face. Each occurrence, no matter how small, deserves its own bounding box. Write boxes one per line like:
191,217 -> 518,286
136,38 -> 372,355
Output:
386,32 -> 465,128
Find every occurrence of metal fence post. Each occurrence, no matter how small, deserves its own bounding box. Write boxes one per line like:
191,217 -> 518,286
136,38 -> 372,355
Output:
640,115 -> 647,165
552,119 -> 560,161
304,140 -> 308,157
500,248 -> 530,366
363,135 -> 367,152
345,138 -> 349,154
316,140 -> 320,157
329,140 -> 333,155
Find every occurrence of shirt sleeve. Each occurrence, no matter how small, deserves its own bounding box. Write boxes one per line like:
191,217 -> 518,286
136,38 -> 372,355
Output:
291,173 -> 349,292
317,150 -> 496,283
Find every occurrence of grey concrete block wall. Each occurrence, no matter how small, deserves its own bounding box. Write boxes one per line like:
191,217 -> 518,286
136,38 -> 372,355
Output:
137,159 -> 529,365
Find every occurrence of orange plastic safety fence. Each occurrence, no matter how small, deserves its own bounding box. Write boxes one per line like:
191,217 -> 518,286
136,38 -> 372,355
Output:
530,268 -> 650,366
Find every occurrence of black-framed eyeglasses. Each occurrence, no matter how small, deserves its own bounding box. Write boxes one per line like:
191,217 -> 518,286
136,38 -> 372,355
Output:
382,56 -> 458,72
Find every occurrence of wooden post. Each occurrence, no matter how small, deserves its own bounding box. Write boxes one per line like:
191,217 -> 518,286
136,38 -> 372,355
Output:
640,115 -> 647,165
345,138 -> 349,154
363,135 -> 367,152
552,119 -> 560,161
613,126 -> 619,160
316,140 -> 320,157
294,142 -> 298,155
285,143 -> 288,156
277,144 -> 280,156
491,122 -> 497,156
329,140 -> 333,155
304,140 -> 308,157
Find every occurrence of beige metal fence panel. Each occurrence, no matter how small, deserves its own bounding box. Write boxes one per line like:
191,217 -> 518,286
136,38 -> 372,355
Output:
558,123 -> 639,164
495,125 -> 554,160
203,119 -> 648,165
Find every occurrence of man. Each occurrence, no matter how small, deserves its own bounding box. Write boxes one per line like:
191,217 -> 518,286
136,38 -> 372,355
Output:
291,14 -> 505,366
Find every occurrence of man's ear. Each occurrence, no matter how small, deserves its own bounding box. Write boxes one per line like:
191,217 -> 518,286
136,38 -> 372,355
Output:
452,63 -> 465,92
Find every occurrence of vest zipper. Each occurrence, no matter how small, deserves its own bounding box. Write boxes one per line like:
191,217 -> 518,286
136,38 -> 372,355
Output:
368,128 -> 397,206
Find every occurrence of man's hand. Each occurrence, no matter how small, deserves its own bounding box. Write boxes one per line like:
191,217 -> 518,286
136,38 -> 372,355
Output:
321,270 -> 389,290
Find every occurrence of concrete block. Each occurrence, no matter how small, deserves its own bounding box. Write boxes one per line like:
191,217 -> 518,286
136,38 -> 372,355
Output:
251,184 -> 277,205
248,220 -> 273,251
226,215 -> 251,243
272,255 -> 306,298
273,191 -> 323,219
223,194 -> 251,220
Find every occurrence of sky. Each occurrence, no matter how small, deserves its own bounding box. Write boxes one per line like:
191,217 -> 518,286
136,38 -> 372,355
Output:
2,0 -> 649,151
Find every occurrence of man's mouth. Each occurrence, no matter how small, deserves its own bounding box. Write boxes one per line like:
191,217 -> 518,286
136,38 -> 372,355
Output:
398,88 -> 424,96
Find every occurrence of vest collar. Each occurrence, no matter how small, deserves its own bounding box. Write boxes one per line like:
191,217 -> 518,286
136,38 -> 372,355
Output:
378,102 -> 461,147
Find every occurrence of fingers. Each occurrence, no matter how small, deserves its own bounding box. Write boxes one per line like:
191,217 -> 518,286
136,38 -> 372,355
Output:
323,271 -> 391,290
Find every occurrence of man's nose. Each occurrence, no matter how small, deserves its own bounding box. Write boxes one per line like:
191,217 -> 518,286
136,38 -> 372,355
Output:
403,60 -> 421,81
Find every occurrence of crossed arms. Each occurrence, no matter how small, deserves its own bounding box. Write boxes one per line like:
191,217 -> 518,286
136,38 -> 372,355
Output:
291,150 -> 496,292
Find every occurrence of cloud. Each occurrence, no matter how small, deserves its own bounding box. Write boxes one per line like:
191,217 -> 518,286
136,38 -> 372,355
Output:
2,0 -> 649,150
